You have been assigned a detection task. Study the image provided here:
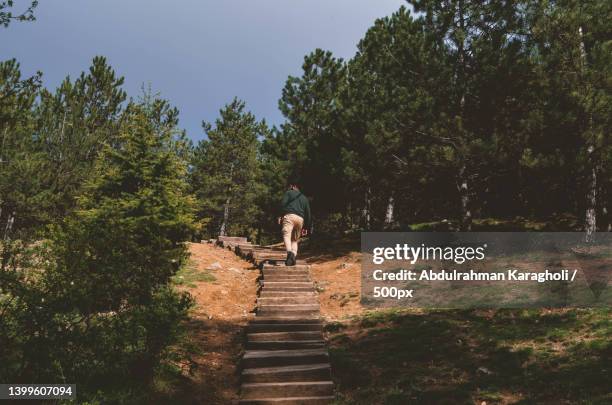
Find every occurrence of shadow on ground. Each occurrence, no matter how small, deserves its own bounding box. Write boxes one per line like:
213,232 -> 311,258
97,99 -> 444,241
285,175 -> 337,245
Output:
151,316 -> 247,405
327,308 -> 611,404
300,234 -> 361,264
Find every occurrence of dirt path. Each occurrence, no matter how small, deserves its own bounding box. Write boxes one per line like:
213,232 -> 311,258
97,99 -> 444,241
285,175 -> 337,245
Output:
170,242 -> 259,404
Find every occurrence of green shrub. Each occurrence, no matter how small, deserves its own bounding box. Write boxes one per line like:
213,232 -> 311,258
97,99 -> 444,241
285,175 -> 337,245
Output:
0,105 -> 196,403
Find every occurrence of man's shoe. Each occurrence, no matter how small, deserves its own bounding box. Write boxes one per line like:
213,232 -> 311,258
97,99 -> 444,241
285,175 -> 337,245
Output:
285,251 -> 296,266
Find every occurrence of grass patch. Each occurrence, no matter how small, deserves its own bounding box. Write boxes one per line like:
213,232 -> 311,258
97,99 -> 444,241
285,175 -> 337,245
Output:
172,260 -> 216,288
409,215 -> 581,231
324,321 -> 346,333
329,308 -> 611,404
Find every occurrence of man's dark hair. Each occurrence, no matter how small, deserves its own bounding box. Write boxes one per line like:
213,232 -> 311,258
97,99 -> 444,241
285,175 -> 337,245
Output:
287,176 -> 300,188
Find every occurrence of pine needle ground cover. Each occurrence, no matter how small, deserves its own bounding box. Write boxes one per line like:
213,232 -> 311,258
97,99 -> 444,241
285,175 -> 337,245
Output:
327,308 -> 611,405
302,236 -> 611,405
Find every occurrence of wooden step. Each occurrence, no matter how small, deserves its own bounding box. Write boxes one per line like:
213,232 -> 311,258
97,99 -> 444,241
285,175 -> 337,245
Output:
260,275 -> 311,281
234,242 -> 253,247
239,395 -> 334,404
262,272 -> 310,279
233,243 -> 254,252
258,296 -> 317,302
255,259 -> 292,266
260,273 -> 312,283
220,241 -> 243,249
262,277 -> 311,283
263,264 -> 311,271
236,247 -> 255,257
257,305 -> 320,317
259,291 -> 317,298
242,363 -> 331,383
258,310 -> 320,317
258,299 -> 318,305
253,253 -> 287,259
263,275 -> 311,282
258,304 -> 319,310
261,262 -> 310,273
242,349 -> 329,368
262,281 -> 313,288
257,307 -> 320,315
253,254 -> 307,261
258,297 -> 319,305
261,286 -> 315,293
247,340 -> 326,350
250,317 -> 321,324
242,381 -> 333,400
257,261 -> 308,268
218,236 -> 248,243
248,331 -> 323,342
247,323 -> 322,332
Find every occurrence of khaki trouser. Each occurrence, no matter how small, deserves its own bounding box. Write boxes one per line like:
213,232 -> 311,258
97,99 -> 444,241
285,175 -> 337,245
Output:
282,213 -> 304,255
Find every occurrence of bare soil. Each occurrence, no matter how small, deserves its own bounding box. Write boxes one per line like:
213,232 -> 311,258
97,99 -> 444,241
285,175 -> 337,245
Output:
307,251 -> 365,320
160,242 -> 259,404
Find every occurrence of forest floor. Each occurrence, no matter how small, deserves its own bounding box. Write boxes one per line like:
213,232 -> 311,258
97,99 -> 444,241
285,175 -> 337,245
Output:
153,242 -> 259,404
154,237 -> 610,405
298,236 -> 611,405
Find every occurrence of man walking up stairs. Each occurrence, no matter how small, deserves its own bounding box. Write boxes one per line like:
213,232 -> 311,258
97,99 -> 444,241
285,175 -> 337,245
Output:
278,180 -> 311,267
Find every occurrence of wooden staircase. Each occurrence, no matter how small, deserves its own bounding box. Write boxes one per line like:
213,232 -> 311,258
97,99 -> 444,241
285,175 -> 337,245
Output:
211,237 -> 334,404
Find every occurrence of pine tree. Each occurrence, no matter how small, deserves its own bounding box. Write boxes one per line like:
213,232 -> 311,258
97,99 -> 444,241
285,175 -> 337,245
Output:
1,102 -> 195,398
35,56 -> 126,222
343,7 -> 444,228
406,0 -> 534,229
276,49 -> 347,227
527,0 -> 611,239
191,98 -> 267,238
0,59 -> 42,238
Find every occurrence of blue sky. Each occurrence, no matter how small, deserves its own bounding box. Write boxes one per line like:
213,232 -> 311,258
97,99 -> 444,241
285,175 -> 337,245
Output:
1,0 -> 406,141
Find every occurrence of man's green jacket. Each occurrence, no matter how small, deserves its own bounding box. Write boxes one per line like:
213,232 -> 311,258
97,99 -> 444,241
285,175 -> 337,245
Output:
281,189 -> 312,228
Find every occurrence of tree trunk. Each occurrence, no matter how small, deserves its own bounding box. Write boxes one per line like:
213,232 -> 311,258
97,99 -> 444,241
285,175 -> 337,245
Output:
579,25 -> 596,242
3,211 -> 15,241
362,188 -> 371,230
219,197 -> 230,237
585,146 -> 596,242
384,195 -> 395,228
602,179 -> 611,232
219,163 -> 235,237
1,127 -> 8,162
345,201 -> 354,230
459,164 -> 472,231
456,1 -> 470,231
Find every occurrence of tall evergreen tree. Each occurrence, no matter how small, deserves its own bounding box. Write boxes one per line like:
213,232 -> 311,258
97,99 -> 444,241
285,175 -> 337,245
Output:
0,59 -> 42,238
1,102 -> 195,400
191,98 -> 267,238
405,0 -> 534,229
276,49 -> 347,227
526,0 -> 611,239
343,7 -> 445,229
35,56 -> 126,222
